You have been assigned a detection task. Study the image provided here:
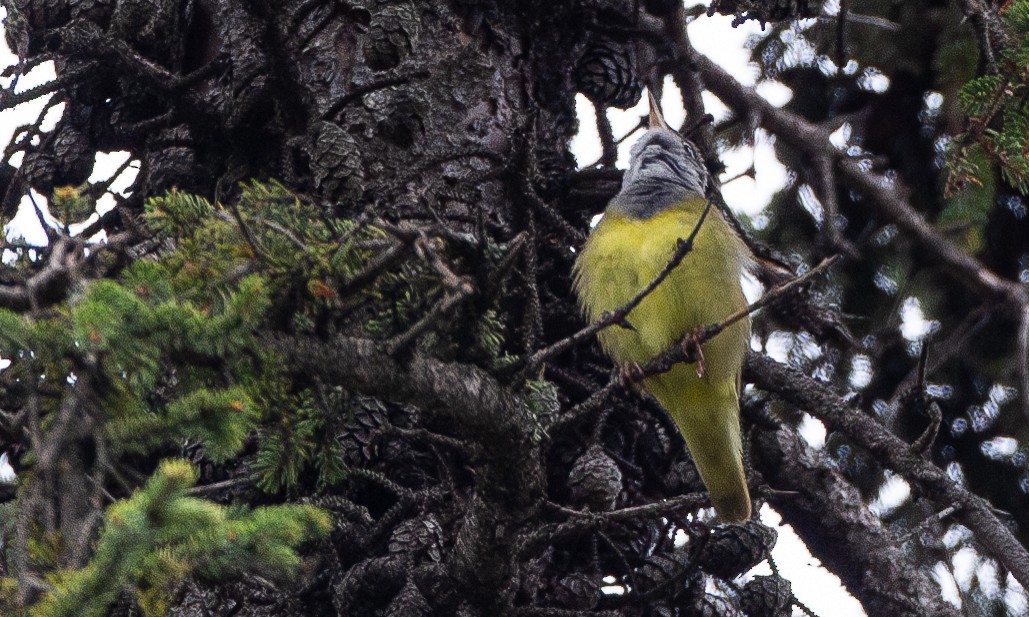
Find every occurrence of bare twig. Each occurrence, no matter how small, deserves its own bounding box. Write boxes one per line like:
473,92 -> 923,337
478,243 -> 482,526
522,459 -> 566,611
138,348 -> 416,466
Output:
386,286 -> 474,355
634,257 -> 839,382
664,6 -> 718,166
27,192 -> 58,245
897,505 -> 961,543
814,13 -> 902,31
556,493 -> 708,521
694,51 -> 1029,311
84,155 -> 137,203
339,241 -> 410,295
514,199 -> 714,374
887,305 -> 991,406
596,105 -> 618,167
1019,303 -> 1029,425
810,156 -> 860,258
484,232 -> 527,296
218,204 -> 268,263
319,70 -> 431,121
256,218 -> 309,252
186,475 -> 254,496
584,116 -> 649,169
413,234 -> 466,291
558,257 -> 837,428
955,0 -> 1009,74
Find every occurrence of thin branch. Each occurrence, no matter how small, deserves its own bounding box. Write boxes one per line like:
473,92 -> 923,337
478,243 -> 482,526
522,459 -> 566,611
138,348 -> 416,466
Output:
386,286 -> 474,355
28,192 -> 58,245
694,51 -> 1029,311
596,105 -> 618,167
84,156 -> 137,203
413,234 -> 466,291
584,116 -> 648,169
1019,303 -> 1029,425
0,65 -> 92,111
552,493 -> 708,522
319,70 -> 430,121
339,241 -> 410,295
897,505 -> 961,544
484,231 -> 527,297
219,203 -> 268,263
256,218 -> 309,253
634,257 -> 839,382
664,6 -> 718,166
887,305 -> 991,406
514,199 -> 713,374
557,257 -> 838,427
814,13 -> 902,32
186,475 -> 254,496
699,257 -> 839,341
810,156 -> 860,258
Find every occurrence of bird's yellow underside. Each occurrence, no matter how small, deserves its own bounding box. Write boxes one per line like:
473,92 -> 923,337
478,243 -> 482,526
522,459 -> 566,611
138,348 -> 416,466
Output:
573,196 -> 751,521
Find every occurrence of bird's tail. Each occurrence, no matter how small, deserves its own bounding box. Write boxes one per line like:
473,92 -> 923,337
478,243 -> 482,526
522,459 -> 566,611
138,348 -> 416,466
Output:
648,372 -> 752,523
686,423 -> 751,523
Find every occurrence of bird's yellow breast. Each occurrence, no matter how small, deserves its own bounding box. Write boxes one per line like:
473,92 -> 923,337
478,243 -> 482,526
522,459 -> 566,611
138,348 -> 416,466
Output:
572,197 -> 749,385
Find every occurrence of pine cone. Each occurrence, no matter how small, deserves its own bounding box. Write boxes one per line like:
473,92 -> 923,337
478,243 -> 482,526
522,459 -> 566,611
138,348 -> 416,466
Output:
20,150 -> 56,192
388,515 -> 444,563
697,521 -> 777,580
647,603 -> 676,617
339,396 -> 391,465
554,572 -> 599,610
638,551 -> 686,589
364,4 -> 419,71
51,123 -> 94,186
637,550 -> 704,601
310,121 -> 366,202
738,575 -> 792,617
574,38 -> 642,110
567,444 -> 623,510
384,580 -> 431,617
688,593 -> 743,617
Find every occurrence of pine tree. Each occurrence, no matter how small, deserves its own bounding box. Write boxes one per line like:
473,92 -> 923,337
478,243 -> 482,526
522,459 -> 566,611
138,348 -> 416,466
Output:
1,0 -> 1028,615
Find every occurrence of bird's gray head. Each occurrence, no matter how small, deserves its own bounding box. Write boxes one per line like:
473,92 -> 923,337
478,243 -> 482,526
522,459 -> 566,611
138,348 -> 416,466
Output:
609,128 -> 709,219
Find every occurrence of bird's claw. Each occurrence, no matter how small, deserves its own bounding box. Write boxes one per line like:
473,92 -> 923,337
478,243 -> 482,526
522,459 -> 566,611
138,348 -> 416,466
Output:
618,362 -> 646,388
682,328 -> 707,379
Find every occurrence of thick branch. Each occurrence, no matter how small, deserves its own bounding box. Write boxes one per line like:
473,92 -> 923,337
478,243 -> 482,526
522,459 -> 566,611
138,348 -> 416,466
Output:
748,409 -> 961,617
744,352 -> 1029,590
268,334 -> 543,511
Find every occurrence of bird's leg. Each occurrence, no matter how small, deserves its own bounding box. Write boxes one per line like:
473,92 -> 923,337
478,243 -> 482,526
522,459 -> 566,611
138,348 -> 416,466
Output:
681,327 -> 707,379
618,362 -> 646,391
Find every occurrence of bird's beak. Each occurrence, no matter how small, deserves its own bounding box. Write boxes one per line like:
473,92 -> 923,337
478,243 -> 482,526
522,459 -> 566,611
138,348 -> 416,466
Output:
648,90 -> 671,131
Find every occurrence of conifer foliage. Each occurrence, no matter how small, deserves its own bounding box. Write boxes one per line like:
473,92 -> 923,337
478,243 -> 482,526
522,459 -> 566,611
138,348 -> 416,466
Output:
0,185 -> 337,615
1,0 -> 1029,615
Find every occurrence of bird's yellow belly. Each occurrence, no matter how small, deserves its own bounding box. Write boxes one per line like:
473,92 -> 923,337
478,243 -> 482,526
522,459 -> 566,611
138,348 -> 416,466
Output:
573,202 -> 748,385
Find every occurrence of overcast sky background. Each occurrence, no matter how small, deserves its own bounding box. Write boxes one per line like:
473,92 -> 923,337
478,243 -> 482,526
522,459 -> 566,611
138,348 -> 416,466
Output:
4,3 -> 1017,614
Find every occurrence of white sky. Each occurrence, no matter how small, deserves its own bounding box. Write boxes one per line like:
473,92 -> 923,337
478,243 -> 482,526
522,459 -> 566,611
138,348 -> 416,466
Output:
2,4 -> 1012,616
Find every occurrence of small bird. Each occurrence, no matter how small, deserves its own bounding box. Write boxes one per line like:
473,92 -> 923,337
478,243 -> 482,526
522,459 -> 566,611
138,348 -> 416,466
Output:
573,94 -> 752,522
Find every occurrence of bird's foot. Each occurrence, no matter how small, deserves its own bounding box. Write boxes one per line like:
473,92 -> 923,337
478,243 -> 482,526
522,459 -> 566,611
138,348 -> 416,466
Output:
681,328 -> 707,379
618,362 -> 646,389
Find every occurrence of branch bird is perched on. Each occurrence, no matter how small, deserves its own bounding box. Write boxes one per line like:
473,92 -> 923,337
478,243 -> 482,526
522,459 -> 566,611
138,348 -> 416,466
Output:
573,94 -> 753,522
